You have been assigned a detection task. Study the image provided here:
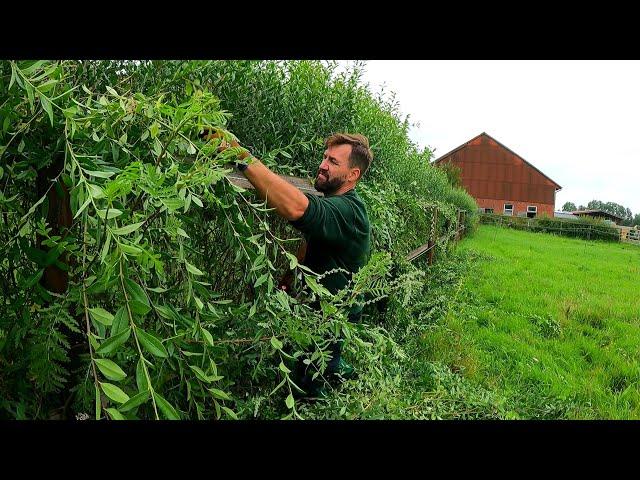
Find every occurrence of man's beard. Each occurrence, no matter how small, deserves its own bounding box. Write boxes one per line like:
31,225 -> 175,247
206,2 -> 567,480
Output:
314,171 -> 346,195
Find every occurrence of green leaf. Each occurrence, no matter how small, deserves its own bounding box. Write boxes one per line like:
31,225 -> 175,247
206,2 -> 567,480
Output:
119,132 -> 128,145
105,408 -> 125,420
149,122 -> 159,138
106,85 -> 118,96
124,278 -> 151,315
100,382 -> 130,404
24,269 -> 44,288
221,406 -> 238,420
100,232 -> 112,263
95,384 -> 101,420
185,261 -> 204,276
155,393 -> 180,420
95,358 -> 127,381
87,183 -> 105,200
40,95 -> 54,126
176,227 -> 190,239
201,328 -> 214,347
154,304 -> 174,320
73,196 -> 92,219
160,197 -> 184,212
96,327 -> 131,355
20,60 -> 47,75
136,328 -> 168,358
285,252 -> 298,270
191,195 -> 203,208
285,393 -> 295,409
112,222 -> 144,235
89,307 -> 114,326
9,63 -> 16,90
279,361 -> 291,374
208,388 -> 231,401
19,191 -> 48,223
85,170 -> 116,179
119,243 -> 142,255
96,208 -> 122,219
254,273 -> 269,288
148,286 -> 169,293
189,365 -> 211,383
119,390 -> 150,412
270,336 -> 283,351
136,358 -> 147,393
25,82 -> 35,112
194,296 -> 204,311
110,307 -> 128,336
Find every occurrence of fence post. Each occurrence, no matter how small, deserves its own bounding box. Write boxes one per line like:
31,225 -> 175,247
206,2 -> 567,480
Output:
427,206 -> 438,266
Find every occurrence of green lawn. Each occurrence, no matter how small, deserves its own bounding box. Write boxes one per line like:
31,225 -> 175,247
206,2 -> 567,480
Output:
445,225 -> 640,419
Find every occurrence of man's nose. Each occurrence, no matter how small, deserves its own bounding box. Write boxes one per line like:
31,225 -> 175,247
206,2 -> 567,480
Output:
319,159 -> 329,171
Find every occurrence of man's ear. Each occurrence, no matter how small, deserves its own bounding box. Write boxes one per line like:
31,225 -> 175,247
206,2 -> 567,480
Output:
349,167 -> 361,182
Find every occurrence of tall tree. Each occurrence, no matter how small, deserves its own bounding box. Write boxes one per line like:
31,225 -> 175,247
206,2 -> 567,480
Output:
586,199 -> 634,225
562,202 -> 577,212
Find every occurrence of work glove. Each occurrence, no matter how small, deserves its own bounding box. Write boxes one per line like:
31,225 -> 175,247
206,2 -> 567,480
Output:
199,128 -> 252,170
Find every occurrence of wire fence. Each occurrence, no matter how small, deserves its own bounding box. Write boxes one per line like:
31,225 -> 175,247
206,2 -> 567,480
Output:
478,213 -> 632,243
405,208 -> 640,268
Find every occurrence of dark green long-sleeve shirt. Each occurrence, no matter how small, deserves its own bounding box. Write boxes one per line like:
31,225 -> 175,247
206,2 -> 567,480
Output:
290,188 -> 370,320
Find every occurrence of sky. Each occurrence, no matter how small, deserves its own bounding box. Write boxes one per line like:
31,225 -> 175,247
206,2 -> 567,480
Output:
355,60 -> 640,214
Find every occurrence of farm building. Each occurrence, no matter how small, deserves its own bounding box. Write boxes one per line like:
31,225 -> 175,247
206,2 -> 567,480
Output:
433,132 -> 562,218
571,209 -> 623,225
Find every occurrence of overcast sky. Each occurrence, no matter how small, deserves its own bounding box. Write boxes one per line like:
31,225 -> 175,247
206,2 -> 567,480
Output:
357,60 -> 640,214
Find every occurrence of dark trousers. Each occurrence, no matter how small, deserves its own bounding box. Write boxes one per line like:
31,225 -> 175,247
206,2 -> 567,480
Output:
292,339 -> 342,395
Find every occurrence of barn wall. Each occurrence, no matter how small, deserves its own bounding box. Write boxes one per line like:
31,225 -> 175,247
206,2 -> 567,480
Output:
441,134 -> 559,208
475,198 -> 555,217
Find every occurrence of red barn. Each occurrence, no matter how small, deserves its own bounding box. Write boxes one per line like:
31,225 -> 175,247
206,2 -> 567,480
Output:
433,132 -> 562,218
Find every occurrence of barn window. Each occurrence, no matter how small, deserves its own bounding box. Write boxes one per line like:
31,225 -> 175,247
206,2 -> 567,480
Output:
503,204 -> 514,216
527,205 -> 537,218
484,208 -> 494,214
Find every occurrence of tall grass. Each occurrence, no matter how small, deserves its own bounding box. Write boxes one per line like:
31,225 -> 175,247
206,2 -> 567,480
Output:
450,225 -> 640,418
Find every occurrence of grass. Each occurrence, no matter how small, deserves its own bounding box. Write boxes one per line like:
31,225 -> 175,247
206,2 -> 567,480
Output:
444,224 -> 640,419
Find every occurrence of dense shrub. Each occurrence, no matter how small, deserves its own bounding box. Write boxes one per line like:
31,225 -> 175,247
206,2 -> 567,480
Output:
0,60 -> 477,419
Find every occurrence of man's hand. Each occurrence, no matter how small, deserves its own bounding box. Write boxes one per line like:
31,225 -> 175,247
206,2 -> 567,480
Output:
199,127 -> 309,221
200,128 -> 253,172
200,128 -> 249,159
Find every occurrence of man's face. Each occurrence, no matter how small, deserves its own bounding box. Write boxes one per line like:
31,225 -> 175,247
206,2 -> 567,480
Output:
315,144 -> 356,194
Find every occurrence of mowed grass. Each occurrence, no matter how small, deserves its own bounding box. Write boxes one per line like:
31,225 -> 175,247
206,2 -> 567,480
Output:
446,225 -> 640,419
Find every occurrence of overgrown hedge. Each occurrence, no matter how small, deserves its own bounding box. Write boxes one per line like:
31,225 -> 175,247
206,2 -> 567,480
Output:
0,60 -> 477,420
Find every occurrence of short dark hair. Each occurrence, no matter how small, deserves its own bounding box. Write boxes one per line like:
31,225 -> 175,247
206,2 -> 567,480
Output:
325,133 -> 373,180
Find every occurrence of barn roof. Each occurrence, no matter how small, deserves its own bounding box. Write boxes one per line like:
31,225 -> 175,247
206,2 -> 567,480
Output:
572,209 -> 624,222
433,132 -> 562,191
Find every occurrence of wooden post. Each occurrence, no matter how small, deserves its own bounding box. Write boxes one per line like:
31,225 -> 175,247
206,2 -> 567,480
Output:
36,154 -> 72,294
427,207 -> 438,266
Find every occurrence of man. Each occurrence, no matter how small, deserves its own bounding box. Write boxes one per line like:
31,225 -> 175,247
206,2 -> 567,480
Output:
209,131 -> 372,398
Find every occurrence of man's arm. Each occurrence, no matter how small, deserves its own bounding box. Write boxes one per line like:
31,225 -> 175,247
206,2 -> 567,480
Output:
241,160 -> 309,222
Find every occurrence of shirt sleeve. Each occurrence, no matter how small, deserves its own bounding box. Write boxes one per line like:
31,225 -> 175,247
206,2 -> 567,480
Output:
290,193 -> 353,246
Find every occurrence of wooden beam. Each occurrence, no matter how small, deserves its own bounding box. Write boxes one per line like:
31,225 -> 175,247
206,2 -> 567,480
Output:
227,170 -> 323,197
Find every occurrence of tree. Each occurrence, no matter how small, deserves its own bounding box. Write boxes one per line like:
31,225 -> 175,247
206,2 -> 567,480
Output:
437,161 -> 462,188
562,202 -> 577,212
586,200 -> 634,225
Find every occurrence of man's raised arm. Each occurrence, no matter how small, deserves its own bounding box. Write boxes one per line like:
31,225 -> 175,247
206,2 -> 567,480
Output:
205,130 -> 308,221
